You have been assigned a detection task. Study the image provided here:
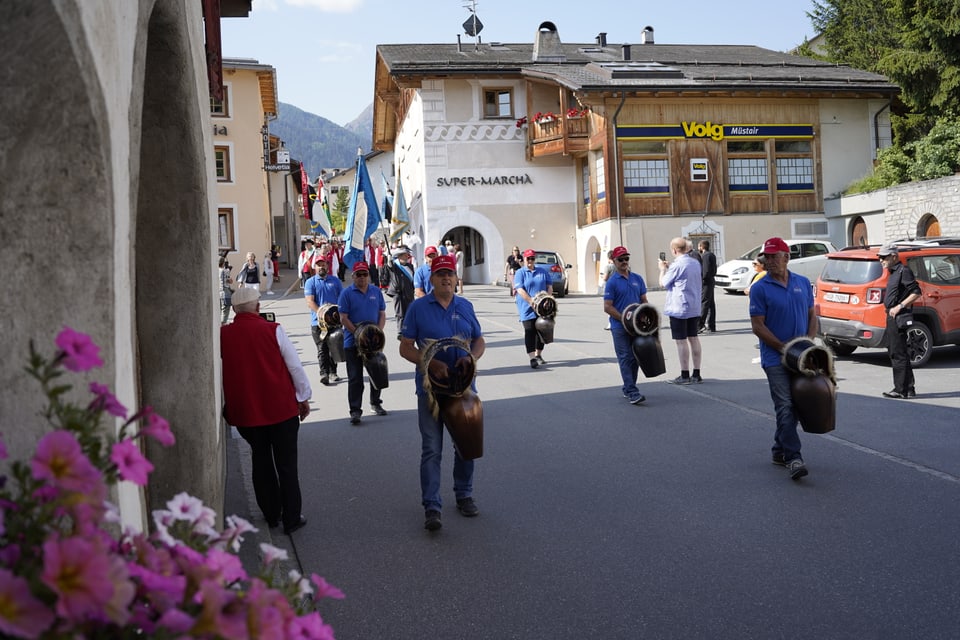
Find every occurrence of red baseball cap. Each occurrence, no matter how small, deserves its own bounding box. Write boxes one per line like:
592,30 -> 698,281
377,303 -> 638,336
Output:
611,246 -> 629,260
424,246 -> 438,257
760,237 -> 789,256
431,255 -> 457,273
522,249 -> 536,258
352,261 -> 370,273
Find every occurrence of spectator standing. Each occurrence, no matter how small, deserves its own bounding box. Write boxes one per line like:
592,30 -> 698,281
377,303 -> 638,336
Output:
236,252 -> 261,290
399,254 -> 485,531
698,240 -> 717,333
298,240 -> 317,287
659,237 -> 703,384
514,249 -> 553,369
415,246 -> 438,298
878,244 -> 922,399
504,246 -> 522,296
262,248 -> 275,295
454,243 -> 465,294
749,237 -> 817,480
221,287 -> 311,534
745,256 -> 767,364
338,261 -> 388,425
270,245 -> 281,282
602,246 -> 649,404
305,258 -> 344,386
219,257 -> 233,325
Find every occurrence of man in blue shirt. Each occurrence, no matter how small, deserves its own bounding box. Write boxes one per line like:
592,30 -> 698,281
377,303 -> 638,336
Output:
400,255 -> 485,532
414,245 -> 438,298
659,237 -> 703,384
749,237 -> 817,481
513,249 -> 553,368
603,246 -> 649,404
338,261 -> 388,425
305,258 -> 344,385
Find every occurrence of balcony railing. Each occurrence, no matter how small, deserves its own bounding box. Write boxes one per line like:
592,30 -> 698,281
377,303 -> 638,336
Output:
528,115 -> 590,156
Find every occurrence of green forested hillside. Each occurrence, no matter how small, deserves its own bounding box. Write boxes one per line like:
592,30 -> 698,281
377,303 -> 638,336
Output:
272,102 -> 367,178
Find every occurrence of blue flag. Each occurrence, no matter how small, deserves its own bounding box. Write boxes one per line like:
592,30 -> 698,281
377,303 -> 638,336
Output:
389,174 -> 410,242
342,152 -> 382,268
381,170 -> 394,223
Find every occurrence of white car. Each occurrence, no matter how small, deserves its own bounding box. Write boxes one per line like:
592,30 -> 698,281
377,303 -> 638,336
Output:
714,239 -> 837,293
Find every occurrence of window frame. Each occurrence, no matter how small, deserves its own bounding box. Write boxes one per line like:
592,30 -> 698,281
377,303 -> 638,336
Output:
217,207 -> 237,252
483,88 -> 514,119
214,144 -> 234,183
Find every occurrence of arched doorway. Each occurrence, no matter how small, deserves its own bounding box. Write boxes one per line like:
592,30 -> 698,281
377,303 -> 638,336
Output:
443,225 -> 486,284
918,214 -> 941,238
850,216 -> 868,247
584,236 -> 605,294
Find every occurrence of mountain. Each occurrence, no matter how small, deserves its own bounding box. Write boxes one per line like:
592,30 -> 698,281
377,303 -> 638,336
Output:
343,103 -> 373,144
272,102 -> 371,178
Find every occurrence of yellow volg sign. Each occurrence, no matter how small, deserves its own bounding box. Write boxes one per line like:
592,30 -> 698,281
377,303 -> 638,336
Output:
682,121 -> 724,141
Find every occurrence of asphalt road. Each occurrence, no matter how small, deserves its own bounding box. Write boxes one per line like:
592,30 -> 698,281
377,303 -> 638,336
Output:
228,281 -> 960,640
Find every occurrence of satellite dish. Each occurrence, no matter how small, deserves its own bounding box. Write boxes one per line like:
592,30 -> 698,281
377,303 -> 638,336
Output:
463,14 -> 483,37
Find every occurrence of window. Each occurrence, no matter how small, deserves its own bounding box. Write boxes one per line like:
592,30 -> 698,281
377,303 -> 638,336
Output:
775,140 -> 813,191
214,145 -> 233,182
624,160 -> 669,194
218,208 -> 236,251
727,141 -> 768,192
483,89 -> 513,118
595,155 -> 606,200
210,84 -> 230,117
581,162 -> 590,204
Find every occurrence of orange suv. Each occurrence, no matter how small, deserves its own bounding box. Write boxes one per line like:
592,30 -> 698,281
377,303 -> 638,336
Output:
815,238 -> 960,367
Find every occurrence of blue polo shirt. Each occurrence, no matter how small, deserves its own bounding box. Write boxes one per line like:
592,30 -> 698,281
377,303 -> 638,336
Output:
414,263 -> 433,295
337,284 -> 386,348
402,293 -> 483,396
604,271 -> 648,328
513,266 -> 552,321
304,274 -> 343,326
749,271 -> 814,367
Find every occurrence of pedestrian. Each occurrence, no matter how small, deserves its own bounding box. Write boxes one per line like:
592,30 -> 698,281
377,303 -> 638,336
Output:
454,243 -> 464,294
399,254 -> 485,532
504,246 -> 522,296
415,246 -> 438,298
262,248 -> 275,295
602,246 -> 649,404
298,240 -> 317,288
236,252 -> 261,290
219,257 -> 233,325
745,256 -> 767,364
383,245 -> 416,339
271,245 -> 281,282
514,248 -> 553,369
338,260 -> 388,425
659,237 -> 703,384
698,239 -> 717,333
878,244 -> 922,399
221,287 -> 311,534
599,250 -> 615,294
749,236 -> 817,480
305,258 -> 344,386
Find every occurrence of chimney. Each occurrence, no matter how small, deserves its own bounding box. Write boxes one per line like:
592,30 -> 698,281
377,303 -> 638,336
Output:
457,34 -> 462,53
597,32 -> 607,47
532,21 -> 566,62
622,44 -> 632,61
641,26 -> 655,44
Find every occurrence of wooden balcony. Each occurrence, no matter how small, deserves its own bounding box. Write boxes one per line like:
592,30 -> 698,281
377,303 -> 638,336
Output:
529,116 -> 590,158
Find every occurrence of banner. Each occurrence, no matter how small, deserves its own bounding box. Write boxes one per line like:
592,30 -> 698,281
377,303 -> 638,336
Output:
310,177 -> 333,238
381,170 -> 394,223
389,173 -> 410,243
299,162 -> 311,221
342,152 -> 382,268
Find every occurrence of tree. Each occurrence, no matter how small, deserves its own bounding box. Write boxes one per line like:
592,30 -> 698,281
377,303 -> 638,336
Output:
332,187 -> 350,236
808,0 -> 899,73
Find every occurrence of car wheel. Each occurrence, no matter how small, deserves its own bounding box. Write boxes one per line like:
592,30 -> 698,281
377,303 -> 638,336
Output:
905,322 -> 933,367
823,339 -> 857,357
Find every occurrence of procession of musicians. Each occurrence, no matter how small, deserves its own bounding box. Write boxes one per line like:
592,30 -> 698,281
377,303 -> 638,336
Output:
226,233 -> 835,534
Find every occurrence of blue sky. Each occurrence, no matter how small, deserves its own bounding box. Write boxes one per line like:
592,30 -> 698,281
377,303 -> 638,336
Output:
221,0 -> 818,127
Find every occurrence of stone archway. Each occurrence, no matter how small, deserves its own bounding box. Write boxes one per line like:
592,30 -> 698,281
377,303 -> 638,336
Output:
918,214 -> 941,238
850,216 -> 868,247
442,225 -> 484,284
584,236 -> 605,294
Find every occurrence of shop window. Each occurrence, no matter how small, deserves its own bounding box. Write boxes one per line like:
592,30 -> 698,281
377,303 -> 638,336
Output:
595,155 -> 606,200
215,145 -> 233,182
775,140 -> 813,191
727,141 -> 767,192
218,208 -> 236,251
483,89 -> 513,119
624,160 -> 669,194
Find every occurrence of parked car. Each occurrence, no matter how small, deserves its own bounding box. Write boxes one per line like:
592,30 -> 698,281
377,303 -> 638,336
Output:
715,239 -> 837,293
816,238 -> 960,367
533,250 -> 571,297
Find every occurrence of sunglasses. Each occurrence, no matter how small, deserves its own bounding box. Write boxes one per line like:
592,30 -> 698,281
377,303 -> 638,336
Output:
616,256 -> 630,263
354,272 -> 369,277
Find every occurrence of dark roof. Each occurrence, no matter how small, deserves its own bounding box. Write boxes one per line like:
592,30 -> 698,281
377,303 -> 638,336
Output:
376,42 -> 897,94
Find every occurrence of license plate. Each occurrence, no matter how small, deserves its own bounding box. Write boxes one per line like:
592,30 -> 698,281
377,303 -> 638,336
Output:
823,292 -> 850,303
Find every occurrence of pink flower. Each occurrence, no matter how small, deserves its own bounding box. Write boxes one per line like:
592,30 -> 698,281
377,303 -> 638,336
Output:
142,410 -> 175,446
0,568 -> 55,638
260,542 -> 288,566
204,548 -> 247,585
110,440 -> 154,486
288,611 -> 336,640
156,607 -> 194,633
89,382 -> 128,418
310,574 -> 345,600
31,430 -> 104,495
166,492 -> 205,522
55,326 -> 103,372
41,536 -> 116,622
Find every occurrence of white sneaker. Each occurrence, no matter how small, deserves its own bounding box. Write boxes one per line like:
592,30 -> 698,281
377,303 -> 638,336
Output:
751,356 -> 762,364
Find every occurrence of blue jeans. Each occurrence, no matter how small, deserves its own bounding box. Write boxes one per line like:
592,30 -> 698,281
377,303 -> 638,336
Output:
417,394 -> 474,511
610,325 -> 639,397
763,364 -> 802,462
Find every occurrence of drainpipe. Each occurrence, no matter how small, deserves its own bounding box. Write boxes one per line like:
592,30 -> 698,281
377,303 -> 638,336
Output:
611,93 -> 627,244
873,100 -> 891,159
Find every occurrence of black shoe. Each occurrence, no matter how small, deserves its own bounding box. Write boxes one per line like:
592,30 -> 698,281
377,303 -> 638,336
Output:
320,376 -> 330,386
424,509 -> 442,531
667,375 -> 692,385
905,388 -> 917,398
691,375 -> 703,384
882,390 -> 905,399
283,515 -> 307,535
266,518 -> 280,528
530,358 -> 539,369
331,374 -> 342,382
786,459 -> 808,480
350,412 -> 362,425
536,355 -> 546,365
456,497 -> 479,517
772,452 -> 786,467
371,404 -> 387,416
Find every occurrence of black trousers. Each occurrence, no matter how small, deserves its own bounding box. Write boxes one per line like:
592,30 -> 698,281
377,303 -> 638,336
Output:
311,325 -> 338,377
522,318 -> 544,354
236,415 -> 302,529
345,346 -> 382,414
700,281 -> 716,331
886,314 -> 915,393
